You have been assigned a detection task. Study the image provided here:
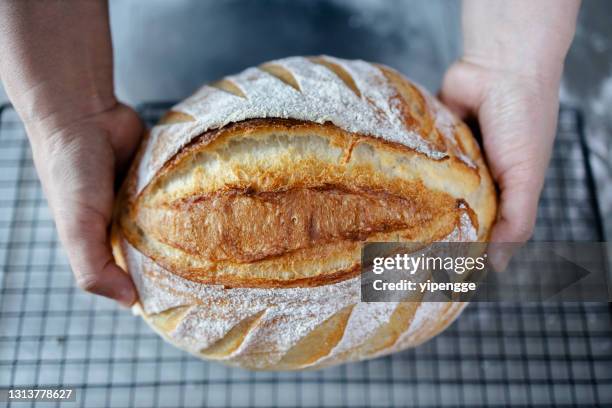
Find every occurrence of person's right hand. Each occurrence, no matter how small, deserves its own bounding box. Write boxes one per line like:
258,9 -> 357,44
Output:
27,104 -> 142,306
440,61 -> 559,268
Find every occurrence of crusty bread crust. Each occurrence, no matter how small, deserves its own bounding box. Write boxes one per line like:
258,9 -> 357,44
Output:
112,56 -> 497,370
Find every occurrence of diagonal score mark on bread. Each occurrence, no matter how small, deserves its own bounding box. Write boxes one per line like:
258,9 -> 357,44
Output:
200,310 -> 267,358
308,301 -> 424,370
210,78 -> 247,98
307,56 -> 362,98
272,305 -> 355,370
114,56 -> 497,370
158,111 -> 196,125
259,63 -> 302,92
147,305 -> 193,332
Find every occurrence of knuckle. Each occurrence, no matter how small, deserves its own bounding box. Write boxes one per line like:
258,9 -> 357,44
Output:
75,273 -> 100,293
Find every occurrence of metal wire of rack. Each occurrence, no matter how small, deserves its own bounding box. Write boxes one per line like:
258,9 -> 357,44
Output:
0,102 -> 610,408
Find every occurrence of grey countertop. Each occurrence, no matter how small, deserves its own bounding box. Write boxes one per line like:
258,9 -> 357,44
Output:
1,0 -> 610,239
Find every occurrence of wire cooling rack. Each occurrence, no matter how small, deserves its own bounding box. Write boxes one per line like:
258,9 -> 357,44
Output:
0,102 -> 610,408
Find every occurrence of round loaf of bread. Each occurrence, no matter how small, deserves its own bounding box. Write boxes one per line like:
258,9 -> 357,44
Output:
112,56 -> 497,370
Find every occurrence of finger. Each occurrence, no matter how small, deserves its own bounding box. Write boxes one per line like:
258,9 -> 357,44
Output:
439,61 -> 488,118
488,178 -> 542,271
57,204 -> 137,307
